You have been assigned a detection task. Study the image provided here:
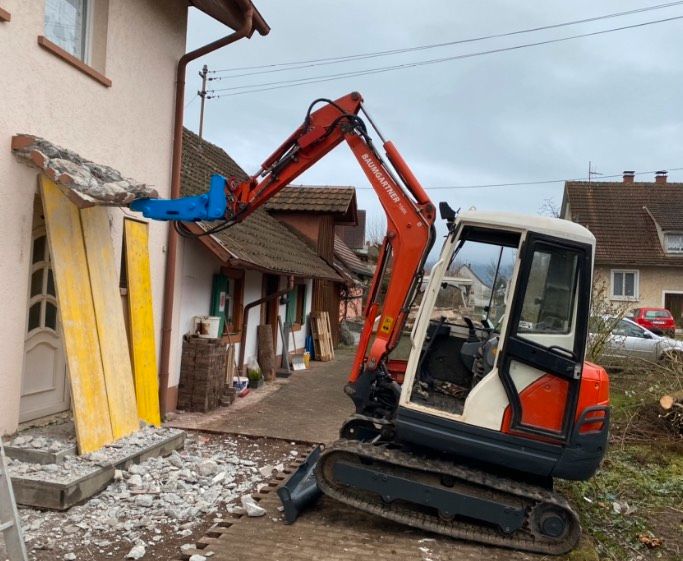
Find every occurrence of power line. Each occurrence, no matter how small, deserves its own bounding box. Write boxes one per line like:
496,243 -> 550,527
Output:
208,1 -> 683,77
185,93 -> 199,108
206,14 -> 683,98
351,167 -> 683,191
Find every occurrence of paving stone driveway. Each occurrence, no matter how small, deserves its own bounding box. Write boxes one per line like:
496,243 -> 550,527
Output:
170,348 -> 583,561
169,348 -> 356,443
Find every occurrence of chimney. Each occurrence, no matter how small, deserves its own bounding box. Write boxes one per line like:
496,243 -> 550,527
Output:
655,170 -> 668,184
623,170 -> 635,184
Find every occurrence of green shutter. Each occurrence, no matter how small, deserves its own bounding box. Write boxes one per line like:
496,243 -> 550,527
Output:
210,274 -> 229,336
285,288 -> 297,324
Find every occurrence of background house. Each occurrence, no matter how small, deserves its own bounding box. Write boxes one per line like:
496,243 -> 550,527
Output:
561,171 -> 683,325
172,129 -> 343,408
453,264 -> 492,312
0,0 -> 267,436
265,186 -> 360,344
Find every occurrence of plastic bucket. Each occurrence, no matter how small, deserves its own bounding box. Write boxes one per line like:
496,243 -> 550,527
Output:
195,315 -> 221,338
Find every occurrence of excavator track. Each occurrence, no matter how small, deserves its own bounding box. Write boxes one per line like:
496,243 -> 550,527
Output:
316,439 -> 581,555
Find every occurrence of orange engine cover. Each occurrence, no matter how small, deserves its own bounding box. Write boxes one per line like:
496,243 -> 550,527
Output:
501,361 -> 609,442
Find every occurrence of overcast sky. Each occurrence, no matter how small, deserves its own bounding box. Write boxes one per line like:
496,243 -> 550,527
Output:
184,1 -> 683,239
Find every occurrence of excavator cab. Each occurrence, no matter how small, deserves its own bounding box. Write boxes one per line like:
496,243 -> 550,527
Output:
396,211 -> 610,482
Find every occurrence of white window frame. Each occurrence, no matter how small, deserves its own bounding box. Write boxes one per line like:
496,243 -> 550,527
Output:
663,232 -> 683,254
44,0 -> 92,63
611,269 -> 639,300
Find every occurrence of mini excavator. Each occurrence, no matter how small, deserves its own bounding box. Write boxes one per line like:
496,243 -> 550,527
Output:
131,92 -> 610,554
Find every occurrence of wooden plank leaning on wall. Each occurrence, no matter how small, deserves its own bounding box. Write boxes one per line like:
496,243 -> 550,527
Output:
40,176 -> 114,453
81,206 -> 139,439
123,218 -> 161,426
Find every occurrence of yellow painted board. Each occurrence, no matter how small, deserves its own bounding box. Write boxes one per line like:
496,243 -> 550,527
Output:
81,206 -> 139,439
39,176 -> 114,453
124,219 -> 161,426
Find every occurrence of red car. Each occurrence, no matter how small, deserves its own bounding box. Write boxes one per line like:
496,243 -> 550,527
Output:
629,307 -> 676,337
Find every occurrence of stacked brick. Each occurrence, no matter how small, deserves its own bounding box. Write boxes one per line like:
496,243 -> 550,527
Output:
178,336 -> 227,412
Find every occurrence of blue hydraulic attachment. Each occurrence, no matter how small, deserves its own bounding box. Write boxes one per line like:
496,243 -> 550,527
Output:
130,174 -> 228,221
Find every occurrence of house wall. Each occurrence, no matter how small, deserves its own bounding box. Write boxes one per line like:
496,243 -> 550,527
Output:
275,214 -> 321,245
0,0 -> 187,434
596,264 -> 683,315
171,238 -> 313,397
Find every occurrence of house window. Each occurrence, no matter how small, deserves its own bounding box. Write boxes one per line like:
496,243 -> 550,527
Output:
611,269 -> 639,300
664,233 -> 683,254
45,0 -> 89,61
286,284 -> 307,327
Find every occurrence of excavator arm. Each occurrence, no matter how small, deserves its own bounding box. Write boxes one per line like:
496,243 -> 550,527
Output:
133,91 -> 436,407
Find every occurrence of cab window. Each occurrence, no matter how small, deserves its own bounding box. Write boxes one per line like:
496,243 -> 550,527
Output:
518,247 -> 579,335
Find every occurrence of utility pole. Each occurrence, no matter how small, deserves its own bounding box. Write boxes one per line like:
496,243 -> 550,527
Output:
198,64 -> 208,140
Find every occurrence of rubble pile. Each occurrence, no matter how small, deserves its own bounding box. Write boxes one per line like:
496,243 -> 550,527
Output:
6,427 -> 182,484
13,433 -> 297,559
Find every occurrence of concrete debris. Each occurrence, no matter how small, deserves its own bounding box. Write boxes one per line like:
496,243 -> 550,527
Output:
241,494 -> 266,517
6,426 -> 182,484
189,555 -> 207,561
198,460 -> 218,477
259,464 -> 274,477
11,133 -> 158,207
63,553 -> 76,560
14,432 -> 300,559
126,544 -> 146,559
180,543 -> 197,555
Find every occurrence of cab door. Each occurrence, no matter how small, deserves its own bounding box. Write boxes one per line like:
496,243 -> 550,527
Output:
497,234 -> 592,441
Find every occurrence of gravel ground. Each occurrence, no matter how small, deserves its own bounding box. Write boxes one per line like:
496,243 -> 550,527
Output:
2,433 -> 309,561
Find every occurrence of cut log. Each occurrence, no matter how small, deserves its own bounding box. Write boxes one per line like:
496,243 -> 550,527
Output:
658,389 -> 683,434
257,325 -> 276,382
659,390 -> 683,410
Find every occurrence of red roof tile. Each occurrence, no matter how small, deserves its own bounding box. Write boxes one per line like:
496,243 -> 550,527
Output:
265,185 -> 358,224
563,181 -> 683,267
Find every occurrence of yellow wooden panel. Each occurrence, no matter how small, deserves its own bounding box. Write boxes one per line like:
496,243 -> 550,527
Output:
81,207 -> 139,439
124,219 -> 161,426
39,177 -> 114,453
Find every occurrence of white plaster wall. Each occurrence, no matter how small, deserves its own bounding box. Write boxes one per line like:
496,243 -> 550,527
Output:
240,270 -> 263,370
170,239 -> 221,387
0,0 -> 187,434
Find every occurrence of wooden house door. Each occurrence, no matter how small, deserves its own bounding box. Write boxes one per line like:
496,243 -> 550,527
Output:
20,215 -> 69,422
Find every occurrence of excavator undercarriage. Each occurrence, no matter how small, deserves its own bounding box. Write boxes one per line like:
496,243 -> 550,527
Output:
318,439 -> 580,555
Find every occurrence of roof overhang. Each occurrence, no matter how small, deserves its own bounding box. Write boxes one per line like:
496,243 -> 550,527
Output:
190,0 -> 270,36
186,222 -> 343,281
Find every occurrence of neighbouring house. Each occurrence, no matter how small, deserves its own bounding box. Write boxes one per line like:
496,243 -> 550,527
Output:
174,128 -> 343,404
334,210 -> 373,320
453,264 -> 491,311
337,209 -> 367,253
0,0 -> 268,436
265,186 -> 360,344
561,171 -> 683,325
334,235 -> 374,321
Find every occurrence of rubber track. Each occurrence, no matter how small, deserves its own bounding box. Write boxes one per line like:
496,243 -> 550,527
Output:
316,439 -> 581,555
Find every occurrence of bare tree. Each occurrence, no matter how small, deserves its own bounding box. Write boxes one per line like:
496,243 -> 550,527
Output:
365,214 -> 387,247
539,197 -> 560,218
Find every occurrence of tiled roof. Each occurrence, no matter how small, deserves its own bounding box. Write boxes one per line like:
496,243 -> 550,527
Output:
334,236 -> 373,278
563,181 -> 683,267
181,128 -> 341,281
265,185 -> 358,224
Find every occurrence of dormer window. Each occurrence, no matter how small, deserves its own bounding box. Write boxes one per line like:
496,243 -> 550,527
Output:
45,0 -> 89,62
664,233 -> 683,254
